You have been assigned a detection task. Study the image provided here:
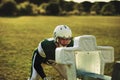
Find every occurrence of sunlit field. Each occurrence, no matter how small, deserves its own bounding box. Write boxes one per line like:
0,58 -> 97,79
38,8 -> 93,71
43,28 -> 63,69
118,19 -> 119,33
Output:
0,16 -> 120,80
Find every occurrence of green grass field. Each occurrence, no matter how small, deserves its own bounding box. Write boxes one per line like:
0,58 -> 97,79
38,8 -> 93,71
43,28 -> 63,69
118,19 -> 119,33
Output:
0,16 -> 120,80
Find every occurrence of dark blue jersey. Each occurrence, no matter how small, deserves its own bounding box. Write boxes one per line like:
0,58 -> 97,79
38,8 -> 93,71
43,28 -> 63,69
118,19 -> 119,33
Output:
41,38 -> 73,60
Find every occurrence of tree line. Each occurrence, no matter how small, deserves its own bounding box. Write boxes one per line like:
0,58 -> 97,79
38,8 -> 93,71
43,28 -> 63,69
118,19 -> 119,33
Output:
0,0 -> 120,16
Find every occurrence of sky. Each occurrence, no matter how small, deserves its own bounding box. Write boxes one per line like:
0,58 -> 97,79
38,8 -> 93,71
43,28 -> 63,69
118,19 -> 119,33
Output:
65,0 -> 112,3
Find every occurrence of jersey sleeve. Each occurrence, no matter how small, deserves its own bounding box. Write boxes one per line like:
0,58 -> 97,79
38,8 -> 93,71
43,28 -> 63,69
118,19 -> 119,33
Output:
37,42 -> 46,58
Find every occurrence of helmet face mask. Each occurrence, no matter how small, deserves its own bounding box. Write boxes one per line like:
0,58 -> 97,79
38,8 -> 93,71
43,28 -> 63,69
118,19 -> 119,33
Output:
53,25 -> 72,47
57,37 -> 72,47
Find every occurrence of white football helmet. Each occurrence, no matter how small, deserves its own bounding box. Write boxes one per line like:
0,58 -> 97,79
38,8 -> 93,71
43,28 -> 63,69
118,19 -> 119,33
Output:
53,25 -> 72,42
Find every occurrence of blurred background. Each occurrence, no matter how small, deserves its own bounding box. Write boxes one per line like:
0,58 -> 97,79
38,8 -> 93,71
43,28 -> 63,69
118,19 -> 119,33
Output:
0,0 -> 120,80
0,0 -> 120,16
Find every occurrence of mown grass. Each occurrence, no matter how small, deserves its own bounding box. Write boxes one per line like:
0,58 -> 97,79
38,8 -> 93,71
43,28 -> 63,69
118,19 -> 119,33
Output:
0,16 -> 120,80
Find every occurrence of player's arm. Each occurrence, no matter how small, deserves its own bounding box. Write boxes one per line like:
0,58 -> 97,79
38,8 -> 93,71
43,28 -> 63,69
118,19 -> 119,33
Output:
33,42 -> 47,79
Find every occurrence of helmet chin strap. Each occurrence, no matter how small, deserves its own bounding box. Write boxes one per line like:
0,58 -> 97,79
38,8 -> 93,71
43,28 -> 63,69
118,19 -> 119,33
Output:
59,43 -> 67,47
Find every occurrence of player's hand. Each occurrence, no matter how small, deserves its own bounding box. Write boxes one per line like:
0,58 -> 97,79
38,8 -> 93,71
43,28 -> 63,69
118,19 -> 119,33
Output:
46,60 -> 56,65
43,77 -> 49,80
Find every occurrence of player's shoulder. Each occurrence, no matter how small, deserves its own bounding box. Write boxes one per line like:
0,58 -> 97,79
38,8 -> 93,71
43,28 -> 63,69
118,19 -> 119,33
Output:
41,38 -> 54,46
42,38 -> 54,42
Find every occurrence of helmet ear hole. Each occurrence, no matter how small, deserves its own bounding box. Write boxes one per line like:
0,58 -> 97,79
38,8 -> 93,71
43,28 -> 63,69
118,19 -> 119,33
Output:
60,27 -> 62,30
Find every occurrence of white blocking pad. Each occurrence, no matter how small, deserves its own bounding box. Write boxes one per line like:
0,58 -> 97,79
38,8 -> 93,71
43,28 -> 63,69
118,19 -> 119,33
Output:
75,51 -> 101,74
55,35 -> 114,80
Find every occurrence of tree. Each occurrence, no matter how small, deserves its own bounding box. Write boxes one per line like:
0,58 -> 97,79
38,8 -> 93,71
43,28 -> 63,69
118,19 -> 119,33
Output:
39,3 -> 48,14
17,1 -> 38,15
101,3 -> 116,15
14,0 -> 28,4
91,2 -> 101,14
0,0 -> 2,3
91,2 -> 106,15
60,1 -> 75,12
0,0 -> 18,16
29,0 -> 50,5
109,1 -> 120,15
46,3 -> 60,15
80,1 -> 92,13
58,0 -> 66,10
